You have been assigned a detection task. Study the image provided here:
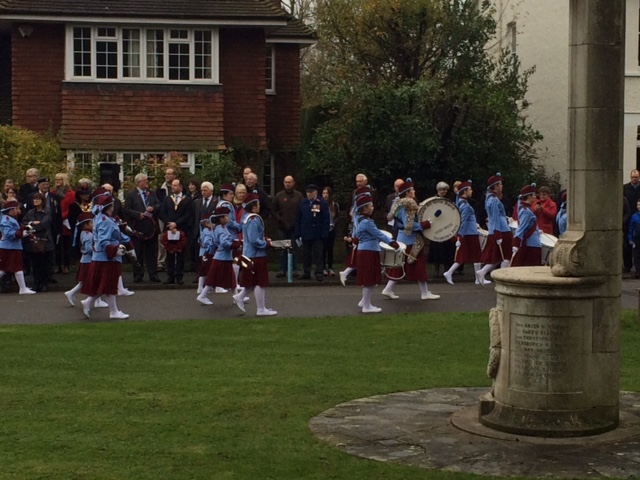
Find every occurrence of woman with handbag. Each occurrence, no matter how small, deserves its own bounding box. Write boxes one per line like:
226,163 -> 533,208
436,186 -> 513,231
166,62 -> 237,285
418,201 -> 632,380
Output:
22,193 -> 55,292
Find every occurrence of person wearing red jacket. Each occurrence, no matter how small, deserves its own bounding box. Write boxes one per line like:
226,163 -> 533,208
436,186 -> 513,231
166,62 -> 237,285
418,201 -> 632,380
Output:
533,186 -> 558,235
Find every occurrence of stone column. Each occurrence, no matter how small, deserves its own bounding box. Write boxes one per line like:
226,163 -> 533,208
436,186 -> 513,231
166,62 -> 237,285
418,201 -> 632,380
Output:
479,0 -> 623,437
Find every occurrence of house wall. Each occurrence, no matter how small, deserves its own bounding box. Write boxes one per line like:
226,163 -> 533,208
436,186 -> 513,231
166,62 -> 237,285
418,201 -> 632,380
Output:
219,28 -> 267,151
11,23 -> 65,133
60,83 -> 225,151
0,31 -> 11,125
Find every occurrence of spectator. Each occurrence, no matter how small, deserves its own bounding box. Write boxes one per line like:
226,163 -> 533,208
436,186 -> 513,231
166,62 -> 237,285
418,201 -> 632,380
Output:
156,167 -> 180,272
33,177 -> 62,282
322,186 -> 340,277
623,170 -> 640,272
533,186 -> 558,234
384,178 -> 403,234
295,184 -> 330,282
272,175 -> 303,278
159,178 -> 194,284
68,181 -> 93,254
628,199 -> 640,278
3,178 -> 15,201
103,183 -> 123,219
124,173 -> 161,283
53,173 -> 75,274
22,193 -> 54,292
186,178 -> 202,201
17,168 -> 39,205
242,166 -> 253,185
245,173 -> 271,218
191,181 -> 217,277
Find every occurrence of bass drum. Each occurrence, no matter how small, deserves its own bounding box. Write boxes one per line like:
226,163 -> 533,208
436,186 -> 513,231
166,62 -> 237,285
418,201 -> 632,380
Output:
417,197 -> 461,242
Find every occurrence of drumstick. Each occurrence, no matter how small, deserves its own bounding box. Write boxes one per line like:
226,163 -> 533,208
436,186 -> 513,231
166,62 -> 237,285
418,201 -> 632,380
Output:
498,242 -> 505,261
509,249 -> 516,267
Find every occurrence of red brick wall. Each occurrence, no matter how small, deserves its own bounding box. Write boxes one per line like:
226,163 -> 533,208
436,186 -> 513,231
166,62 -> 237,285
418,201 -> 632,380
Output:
219,28 -> 267,151
61,84 -> 225,151
266,44 -> 301,151
12,24 -> 65,133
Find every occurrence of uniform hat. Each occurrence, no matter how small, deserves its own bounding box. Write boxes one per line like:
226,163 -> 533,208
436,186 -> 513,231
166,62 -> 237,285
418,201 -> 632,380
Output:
91,187 -> 109,200
1,200 -> 19,212
398,178 -> 414,196
77,182 -> 92,196
305,184 -> 318,192
354,186 -> 371,199
487,173 -> 502,190
95,194 -> 113,209
201,212 -> 211,223
36,177 -> 50,184
355,193 -> 373,209
212,206 -> 231,217
219,183 -> 235,194
457,180 -> 472,194
561,191 -> 567,203
519,183 -> 537,199
243,190 -> 260,208
76,212 -> 94,224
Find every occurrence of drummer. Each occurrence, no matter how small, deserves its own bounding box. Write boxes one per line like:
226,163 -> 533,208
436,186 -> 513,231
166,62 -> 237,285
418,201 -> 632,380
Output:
476,173 -> 513,285
556,191 -> 567,236
353,193 -> 399,313
443,181 -> 489,285
511,184 -> 542,267
381,178 -> 440,301
339,185 -> 372,286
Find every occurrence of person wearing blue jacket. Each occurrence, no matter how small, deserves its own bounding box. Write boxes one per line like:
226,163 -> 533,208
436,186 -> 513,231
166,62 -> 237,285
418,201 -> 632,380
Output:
443,181 -> 488,286
64,212 -> 94,306
234,192 -> 276,316
627,199 -> 640,278
511,184 -> 542,267
0,200 -> 36,294
295,184 -> 330,282
354,194 -> 399,313
80,194 -> 134,320
556,191 -> 567,236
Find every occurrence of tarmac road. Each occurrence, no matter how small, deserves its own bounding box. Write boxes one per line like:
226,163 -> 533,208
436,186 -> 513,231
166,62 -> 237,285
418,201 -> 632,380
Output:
1,275 -> 638,325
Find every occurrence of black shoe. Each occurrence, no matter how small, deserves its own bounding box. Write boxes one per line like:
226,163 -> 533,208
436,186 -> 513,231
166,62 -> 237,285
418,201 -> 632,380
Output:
176,278 -> 184,285
47,278 -> 58,284
149,275 -> 161,283
133,276 -> 143,283
315,275 -> 324,282
163,277 -> 175,285
276,271 -> 286,278
301,274 -> 311,280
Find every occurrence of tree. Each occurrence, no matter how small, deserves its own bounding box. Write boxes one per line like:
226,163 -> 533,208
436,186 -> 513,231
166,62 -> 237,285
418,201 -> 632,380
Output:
302,0 -> 545,200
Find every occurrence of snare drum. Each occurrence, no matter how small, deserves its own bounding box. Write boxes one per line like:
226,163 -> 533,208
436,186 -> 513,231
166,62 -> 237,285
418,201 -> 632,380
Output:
477,228 -> 489,251
379,237 -> 406,280
540,233 -> 557,265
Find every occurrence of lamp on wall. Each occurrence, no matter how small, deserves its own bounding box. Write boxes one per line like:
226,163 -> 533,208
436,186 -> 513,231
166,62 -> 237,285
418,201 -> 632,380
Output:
18,24 -> 34,38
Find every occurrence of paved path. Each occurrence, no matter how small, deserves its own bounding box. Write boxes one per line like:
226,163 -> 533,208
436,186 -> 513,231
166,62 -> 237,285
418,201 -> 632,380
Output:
1,272 -> 638,324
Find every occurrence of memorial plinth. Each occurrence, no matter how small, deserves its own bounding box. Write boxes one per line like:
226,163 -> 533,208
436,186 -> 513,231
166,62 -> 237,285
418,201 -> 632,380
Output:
479,267 -> 620,437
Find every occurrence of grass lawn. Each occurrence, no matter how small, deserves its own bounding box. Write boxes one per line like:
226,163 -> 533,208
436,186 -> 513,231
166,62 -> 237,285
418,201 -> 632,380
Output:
2,310 -> 640,480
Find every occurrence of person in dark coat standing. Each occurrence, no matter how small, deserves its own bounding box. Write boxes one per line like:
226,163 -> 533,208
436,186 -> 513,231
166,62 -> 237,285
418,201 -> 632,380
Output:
295,184 -> 330,282
272,175 -> 303,278
623,169 -> 640,273
159,178 -> 194,284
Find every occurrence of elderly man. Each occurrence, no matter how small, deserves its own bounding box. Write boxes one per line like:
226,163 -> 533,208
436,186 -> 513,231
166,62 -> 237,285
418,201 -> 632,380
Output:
272,175 -> 304,278
245,173 -> 271,218
384,178 -> 403,234
18,168 -> 39,205
295,184 -> 330,281
124,173 -> 161,283
191,181 -> 217,274
624,169 -> 640,273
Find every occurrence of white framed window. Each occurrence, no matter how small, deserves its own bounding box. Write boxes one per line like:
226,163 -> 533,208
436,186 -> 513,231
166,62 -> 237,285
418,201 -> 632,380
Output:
68,151 -> 200,178
265,45 -> 275,94
66,26 -> 219,83
507,21 -> 517,58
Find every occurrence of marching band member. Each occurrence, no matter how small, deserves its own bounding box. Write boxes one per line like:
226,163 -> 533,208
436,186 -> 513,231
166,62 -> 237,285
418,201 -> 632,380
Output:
232,191 -> 276,316
476,173 -> 512,285
196,214 -> 213,294
197,206 -> 240,305
443,181 -> 489,285
381,178 -> 440,301
511,184 -> 542,267
556,191 -> 567,236
339,185 -> 371,286
213,183 -> 240,294
354,194 -> 399,313
80,195 -> 134,319
0,200 -> 36,294
64,212 -> 94,306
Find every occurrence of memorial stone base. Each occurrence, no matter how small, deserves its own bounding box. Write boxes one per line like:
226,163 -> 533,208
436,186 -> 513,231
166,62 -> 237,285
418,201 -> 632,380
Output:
479,267 -> 620,437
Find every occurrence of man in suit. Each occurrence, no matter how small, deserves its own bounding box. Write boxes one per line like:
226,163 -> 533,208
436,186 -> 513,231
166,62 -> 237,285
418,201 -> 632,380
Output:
124,173 -> 161,283
160,178 -> 194,284
17,168 -> 39,206
156,167 -> 180,272
190,181 -> 217,277
32,177 -> 63,281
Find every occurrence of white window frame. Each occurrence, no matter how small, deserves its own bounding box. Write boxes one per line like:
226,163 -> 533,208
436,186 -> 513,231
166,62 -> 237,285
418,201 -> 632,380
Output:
65,25 -> 219,83
506,21 -> 517,58
265,45 -> 276,94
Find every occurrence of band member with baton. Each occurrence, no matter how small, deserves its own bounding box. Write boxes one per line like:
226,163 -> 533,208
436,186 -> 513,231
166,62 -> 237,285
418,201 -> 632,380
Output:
476,173 -> 512,285
511,184 -> 542,267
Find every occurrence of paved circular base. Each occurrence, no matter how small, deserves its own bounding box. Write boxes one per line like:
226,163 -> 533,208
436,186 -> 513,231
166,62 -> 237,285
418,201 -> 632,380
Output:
309,387 -> 640,478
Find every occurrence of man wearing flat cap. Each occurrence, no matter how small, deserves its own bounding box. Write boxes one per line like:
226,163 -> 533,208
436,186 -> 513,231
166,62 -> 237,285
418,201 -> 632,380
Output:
295,184 -> 330,281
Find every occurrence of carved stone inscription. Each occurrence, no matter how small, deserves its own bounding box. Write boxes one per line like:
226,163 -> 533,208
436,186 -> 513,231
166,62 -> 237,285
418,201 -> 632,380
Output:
508,314 -> 584,393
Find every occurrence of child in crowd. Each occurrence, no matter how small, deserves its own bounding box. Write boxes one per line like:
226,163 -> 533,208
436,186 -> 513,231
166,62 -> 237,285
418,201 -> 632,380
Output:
0,200 -> 36,294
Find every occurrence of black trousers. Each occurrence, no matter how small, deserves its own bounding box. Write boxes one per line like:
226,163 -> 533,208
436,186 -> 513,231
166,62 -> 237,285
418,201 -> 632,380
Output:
302,238 -> 324,277
166,251 -> 184,280
132,236 -> 158,278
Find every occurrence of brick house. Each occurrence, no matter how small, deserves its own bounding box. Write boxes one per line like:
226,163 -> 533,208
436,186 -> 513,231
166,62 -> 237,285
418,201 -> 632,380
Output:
0,0 -> 314,193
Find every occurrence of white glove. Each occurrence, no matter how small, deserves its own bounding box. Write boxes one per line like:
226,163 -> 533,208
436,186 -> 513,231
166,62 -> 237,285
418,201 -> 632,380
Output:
496,239 -> 503,245
632,242 -> 636,248
127,249 -> 137,261
512,246 -> 519,254
295,238 -> 303,248
455,240 -> 461,248
115,249 -> 125,257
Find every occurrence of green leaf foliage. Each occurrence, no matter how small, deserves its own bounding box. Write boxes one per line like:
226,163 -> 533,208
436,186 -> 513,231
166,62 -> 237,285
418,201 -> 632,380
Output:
302,0 -> 547,199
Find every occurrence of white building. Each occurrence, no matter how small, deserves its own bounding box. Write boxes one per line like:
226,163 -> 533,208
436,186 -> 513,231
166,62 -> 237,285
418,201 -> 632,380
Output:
493,0 -> 640,184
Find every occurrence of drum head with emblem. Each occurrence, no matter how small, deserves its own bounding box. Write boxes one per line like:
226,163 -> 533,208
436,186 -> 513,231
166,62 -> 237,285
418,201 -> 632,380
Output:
417,196 -> 460,242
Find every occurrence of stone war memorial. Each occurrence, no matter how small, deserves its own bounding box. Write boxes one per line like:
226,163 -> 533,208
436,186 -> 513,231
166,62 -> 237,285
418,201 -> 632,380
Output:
310,1 -> 640,477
